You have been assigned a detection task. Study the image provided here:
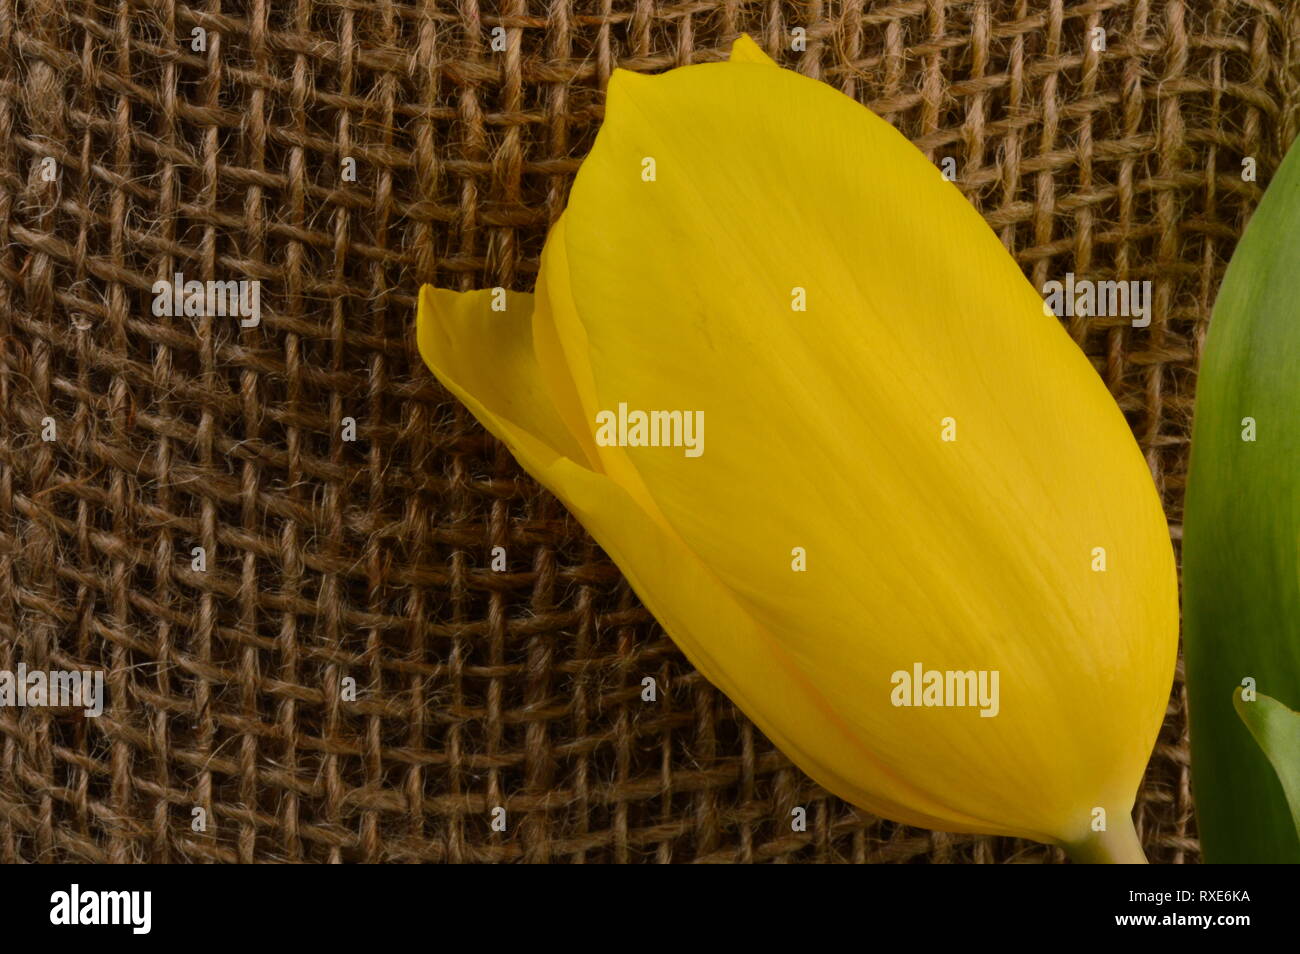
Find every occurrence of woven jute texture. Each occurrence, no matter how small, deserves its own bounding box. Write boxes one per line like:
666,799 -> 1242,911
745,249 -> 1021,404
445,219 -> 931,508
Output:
1,1 -> 1297,864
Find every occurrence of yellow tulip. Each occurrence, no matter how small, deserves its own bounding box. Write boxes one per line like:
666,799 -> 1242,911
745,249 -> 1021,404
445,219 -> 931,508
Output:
417,35 -> 1178,862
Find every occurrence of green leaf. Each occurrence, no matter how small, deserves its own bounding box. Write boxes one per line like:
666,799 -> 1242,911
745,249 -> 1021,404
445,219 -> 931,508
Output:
1182,136 -> 1300,863
1233,689 -> 1300,841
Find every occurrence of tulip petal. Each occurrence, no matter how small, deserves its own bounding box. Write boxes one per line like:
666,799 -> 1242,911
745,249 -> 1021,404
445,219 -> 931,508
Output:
416,283 -> 595,472
417,41 -> 1178,849
549,55 -> 1176,842
727,33 -> 778,67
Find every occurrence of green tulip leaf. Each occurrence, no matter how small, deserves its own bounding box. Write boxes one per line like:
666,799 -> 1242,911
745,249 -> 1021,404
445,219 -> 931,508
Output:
1233,689 -> 1300,842
1183,135 -> 1300,863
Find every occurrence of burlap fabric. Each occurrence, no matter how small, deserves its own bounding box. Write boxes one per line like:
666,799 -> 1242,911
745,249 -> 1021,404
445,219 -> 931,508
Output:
1,1 -> 1296,864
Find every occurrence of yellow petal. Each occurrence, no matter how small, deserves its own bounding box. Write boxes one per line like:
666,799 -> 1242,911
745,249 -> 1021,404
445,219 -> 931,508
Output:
418,39 -> 1178,851
727,33 -> 778,66
559,53 -> 1176,844
416,283 -> 593,472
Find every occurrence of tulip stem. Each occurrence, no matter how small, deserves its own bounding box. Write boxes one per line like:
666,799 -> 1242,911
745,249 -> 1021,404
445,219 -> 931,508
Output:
1064,818 -> 1149,864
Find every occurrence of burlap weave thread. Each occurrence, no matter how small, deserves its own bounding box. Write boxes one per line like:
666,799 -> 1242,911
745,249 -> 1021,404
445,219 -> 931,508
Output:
1,0 -> 1297,862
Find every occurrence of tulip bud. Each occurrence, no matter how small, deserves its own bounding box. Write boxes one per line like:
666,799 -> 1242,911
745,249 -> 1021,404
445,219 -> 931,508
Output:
417,35 -> 1177,861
